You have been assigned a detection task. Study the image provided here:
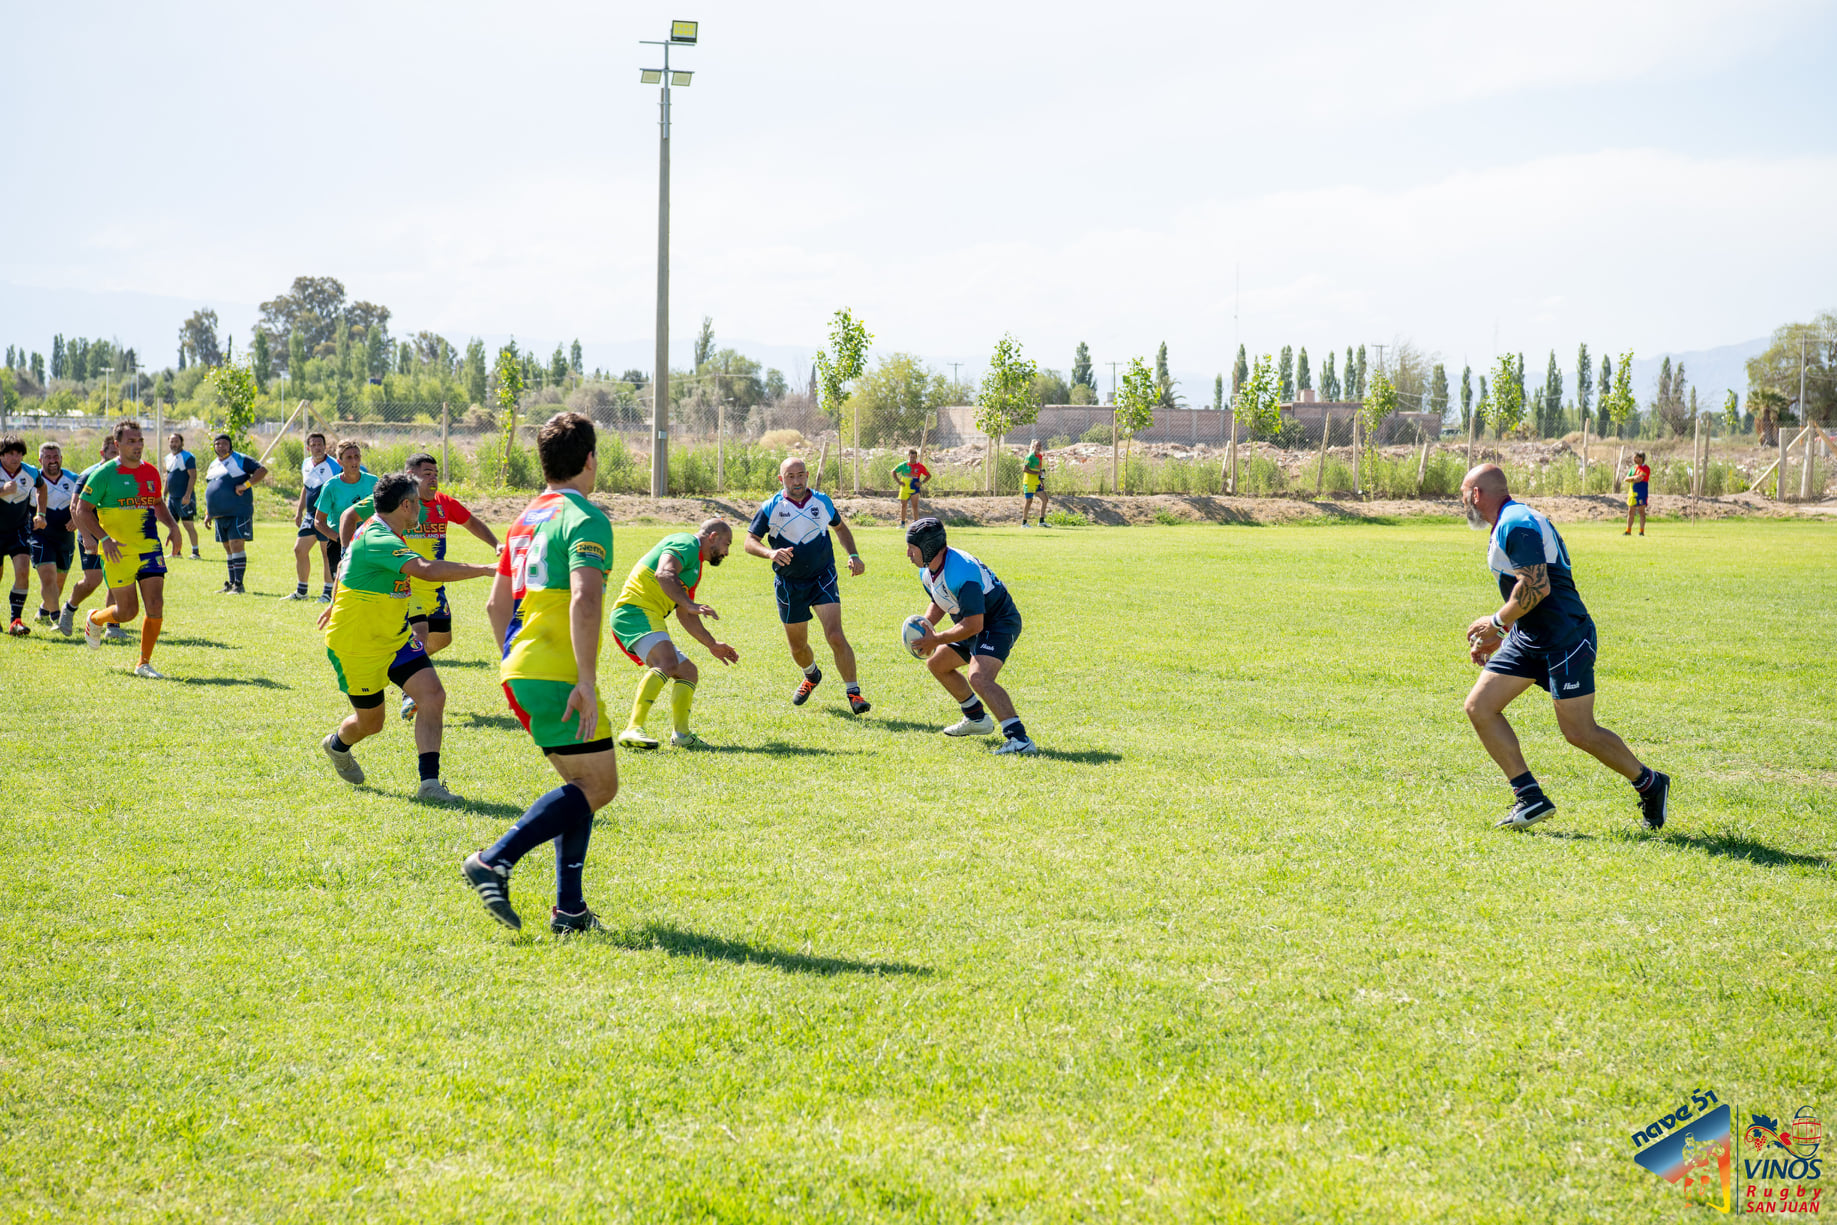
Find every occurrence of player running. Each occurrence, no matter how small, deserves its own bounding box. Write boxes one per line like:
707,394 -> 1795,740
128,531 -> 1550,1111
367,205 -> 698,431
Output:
317,472 -> 496,803
202,433 -> 267,594
1623,451 -> 1650,536
0,436 -> 38,635
467,411 -> 619,934
1459,463 -> 1670,831
1020,439 -> 1051,527
289,431 -> 341,601
611,520 -> 739,751
58,436 -> 124,639
903,516 -> 1038,755
893,448 -> 931,526
745,456 -> 870,714
164,433 -> 201,559
30,443 -> 79,625
313,440 -> 377,576
72,419 -> 181,677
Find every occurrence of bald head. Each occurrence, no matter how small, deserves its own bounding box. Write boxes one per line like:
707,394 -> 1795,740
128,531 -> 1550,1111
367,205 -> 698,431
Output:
779,455 -> 809,496
697,517 -> 733,566
1460,463 -> 1512,528
697,517 -> 731,540
1464,463 -> 1509,498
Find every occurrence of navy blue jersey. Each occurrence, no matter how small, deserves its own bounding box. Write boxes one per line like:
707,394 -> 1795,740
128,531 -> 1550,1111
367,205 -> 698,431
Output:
1488,499 -> 1590,647
164,449 -> 197,501
204,451 -> 262,517
920,547 -> 1019,629
749,490 -> 840,580
38,468 -> 79,530
0,460 -> 39,530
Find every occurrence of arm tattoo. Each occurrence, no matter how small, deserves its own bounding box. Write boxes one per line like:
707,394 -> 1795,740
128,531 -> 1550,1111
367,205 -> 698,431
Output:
1512,564 -> 1550,615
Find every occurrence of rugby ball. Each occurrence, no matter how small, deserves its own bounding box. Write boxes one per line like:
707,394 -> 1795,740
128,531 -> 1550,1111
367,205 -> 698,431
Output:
901,614 -> 931,659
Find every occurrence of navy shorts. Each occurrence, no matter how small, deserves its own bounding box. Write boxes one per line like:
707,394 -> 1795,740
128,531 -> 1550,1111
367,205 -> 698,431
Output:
1,523 -> 30,560
298,522 -> 331,540
80,548 -> 101,573
1629,484 -> 1649,508
31,527 -> 75,571
167,497 -> 196,522
774,567 -> 840,625
1486,619 -> 1597,699
212,513 -> 255,543
947,612 -> 1022,664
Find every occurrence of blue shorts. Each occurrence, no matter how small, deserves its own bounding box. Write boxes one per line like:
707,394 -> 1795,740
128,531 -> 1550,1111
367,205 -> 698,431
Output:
1,523 -> 31,560
947,612 -> 1022,664
212,513 -> 255,543
1629,484 -> 1649,508
80,549 -> 101,573
1486,619 -> 1597,699
774,567 -> 840,625
167,497 -> 195,522
31,527 -> 75,571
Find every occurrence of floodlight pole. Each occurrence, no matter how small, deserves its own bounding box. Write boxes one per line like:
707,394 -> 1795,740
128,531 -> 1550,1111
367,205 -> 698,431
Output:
649,40 -> 676,497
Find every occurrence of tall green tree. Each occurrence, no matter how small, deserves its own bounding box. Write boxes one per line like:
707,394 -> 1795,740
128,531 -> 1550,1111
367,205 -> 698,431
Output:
847,354 -> 953,447
1354,345 -> 1367,398
251,330 -> 272,392
288,331 -> 307,396
1723,390 -> 1741,433
1597,354 -> 1613,434
1482,354 -> 1525,435
1113,356 -> 1157,489
1153,341 -> 1182,408
569,339 -> 583,376
1296,346 -> 1311,393
364,325 -> 388,381
1278,345 -> 1294,400
30,352 -> 45,386
1232,345 -> 1249,400
1576,343 -> 1592,420
1213,373 -> 1224,412
1363,368 -> 1398,440
207,360 -> 259,450
816,309 -> 874,425
694,316 -> 716,369
464,339 -> 489,405
550,344 -> 569,384
51,335 -> 65,380
1543,350 -> 1563,435
180,309 -> 222,368
1238,355 -> 1282,438
1604,351 -> 1637,432
1429,363 -> 1449,422
1072,341 -> 1094,392
1745,310 -> 1837,426
1460,365 -> 1473,428
1322,351 -> 1339,400
975,333 -> 1040,443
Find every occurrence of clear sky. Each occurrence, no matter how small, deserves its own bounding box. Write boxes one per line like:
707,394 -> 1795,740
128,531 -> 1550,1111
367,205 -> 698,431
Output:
4,0 -> 1833,387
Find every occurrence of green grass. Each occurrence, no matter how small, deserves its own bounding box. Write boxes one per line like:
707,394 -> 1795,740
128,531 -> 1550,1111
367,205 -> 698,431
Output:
3,516 -> 1833,1222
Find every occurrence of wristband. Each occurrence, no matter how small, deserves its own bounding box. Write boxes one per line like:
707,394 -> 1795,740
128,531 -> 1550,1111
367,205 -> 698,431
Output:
849,553 -> 861,560
1490,613 -> 1507,636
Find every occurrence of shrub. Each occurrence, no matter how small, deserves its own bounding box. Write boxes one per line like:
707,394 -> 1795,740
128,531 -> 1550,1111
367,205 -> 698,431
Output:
1080,421 -> 1113,445
759,429 -> 805,450
1044,509 -> 1089,527
1153,509 -> 1184,525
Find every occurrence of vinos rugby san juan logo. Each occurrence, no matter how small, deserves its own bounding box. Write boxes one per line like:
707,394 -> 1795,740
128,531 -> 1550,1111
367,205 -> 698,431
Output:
1629,1091 -> 1823,1214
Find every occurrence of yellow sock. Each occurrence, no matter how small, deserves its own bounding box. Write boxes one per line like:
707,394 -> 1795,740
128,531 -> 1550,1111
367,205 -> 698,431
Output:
629,667 -> 668,729
670,679 -> 696,734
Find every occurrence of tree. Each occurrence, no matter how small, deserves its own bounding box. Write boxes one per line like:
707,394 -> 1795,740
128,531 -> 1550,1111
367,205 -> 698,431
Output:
1278,345 -> 1294,400
180,309 -> 222,368
1238,354 -> 1282,438
29,352 -> 44,387
1072,341 -> 1094,393
846,354 -> 953,447
51,335 -> 65,380
207,360 -> 259,451
1322,351 -> 1340,400
1722,390 -> 1741,434
1653,356 -> 1693,436
364,325 -> 388,381
1429,363 -> 1450,423
1032,368 -> 1071,406
288,331 -> 307,395
1232,345 -> 1249,401
1113,356 -> 1157,488
1576,343 -> 1593,421
1597,354 -> 1614,435
550,344 -> 569,385
463,338 -> 488,405
764,368 -> 788,401
694,316 -> 716,369
1604,351 -> 1637,432
1481,353 -> 1525,435
1477,376 -> 1488,431
570,339 -> 583,376
1460,365 -> 1473,428
1543,350 -> 1562,436
252,330 -> 272,392
974,333 -> 1040,442
259,276 -> 348,359
1363,368 -> 1398,440
815,308 -> 874,423
1354,345 -> 1367,398
1153,341 -> 1182,408
1296,346 -> 1312,393
1745,311 -> 1836,426
1213,373 -> 1224,412
1344,347 -> 1355,399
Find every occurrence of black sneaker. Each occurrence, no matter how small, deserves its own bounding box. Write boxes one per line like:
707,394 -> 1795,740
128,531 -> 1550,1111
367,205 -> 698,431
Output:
847,691 -> 871,715
461,851 -> 521,930
1494,793 -> 1557,829
792,668 -> 821,706
1638,771 -> 1670,831
219,581 -> 236,594
550,906 -> 605,934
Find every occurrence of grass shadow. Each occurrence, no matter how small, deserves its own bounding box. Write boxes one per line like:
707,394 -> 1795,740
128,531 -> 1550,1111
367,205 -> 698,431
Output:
1659,830 -> 1830,869
689,741 -> 860,757
443,797 -> 528,820
455,711 -> 523,731
1035,747 -> 1124,764
821,709 -> 938,734
611,923 -> 931,977
169,675 -> 289,689
158,636 -> 237,649
432,657 -> 493,669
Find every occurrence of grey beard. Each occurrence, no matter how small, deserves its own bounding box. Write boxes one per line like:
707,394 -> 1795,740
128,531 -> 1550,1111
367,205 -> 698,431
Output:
1465,503 -> 1487,530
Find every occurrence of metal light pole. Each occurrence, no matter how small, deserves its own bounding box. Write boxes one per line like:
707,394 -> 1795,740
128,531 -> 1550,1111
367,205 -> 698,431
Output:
640,20 -> 699,497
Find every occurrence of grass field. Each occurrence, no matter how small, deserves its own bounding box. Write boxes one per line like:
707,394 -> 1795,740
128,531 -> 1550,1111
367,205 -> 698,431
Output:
3,512 -> 1833,1222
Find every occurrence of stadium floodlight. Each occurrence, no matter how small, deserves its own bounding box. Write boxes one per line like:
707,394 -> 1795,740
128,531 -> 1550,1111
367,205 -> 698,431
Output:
637,20 -> 700,496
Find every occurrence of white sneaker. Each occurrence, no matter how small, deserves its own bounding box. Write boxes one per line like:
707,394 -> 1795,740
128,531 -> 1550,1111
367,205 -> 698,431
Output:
992,736 -> 1039,755
82,614 -> 102,650
942,714 -> 998,737
670,730 -> 705,749
415,778 -> 465,804
132,662 -> 167,680
617,726 -> 660,750
57,608 -> 74,636
105,624 -> 128,641
400,695 -> 417,721
322,734 -> 365,784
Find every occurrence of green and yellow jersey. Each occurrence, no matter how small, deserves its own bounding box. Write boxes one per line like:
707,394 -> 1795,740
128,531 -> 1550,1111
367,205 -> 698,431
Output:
325,519 -> 418,659
615,532 -> 703,620
497,488 -> 613,684
77,459 -> 164,550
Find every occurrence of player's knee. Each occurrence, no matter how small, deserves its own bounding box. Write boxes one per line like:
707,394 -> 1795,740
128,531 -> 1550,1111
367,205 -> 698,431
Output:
1559,721 -> 1596,749
676,657 -> 699,685
823,626 -> 849,650
354,706 -> 386,735
1462,692 -> 1490,723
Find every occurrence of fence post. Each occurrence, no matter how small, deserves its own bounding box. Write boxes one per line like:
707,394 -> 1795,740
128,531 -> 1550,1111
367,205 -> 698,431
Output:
1416,435 -> 1430,494
1579,415 -> 1589,486
441,401 -> 450,483
1801,416 -> 1816,501
1314,411 -> 1332,498
1778,426 -> 1788,502
1614,445 -> 1625,494
1353,413 -> 1363,497
1110,410 -> 1118,495
852,401 -> 860,496
717,399 -> 725,493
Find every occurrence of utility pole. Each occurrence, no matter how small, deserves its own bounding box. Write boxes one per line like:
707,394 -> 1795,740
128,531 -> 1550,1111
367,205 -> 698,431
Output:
949,362 -> 963,400
1108,360 -> 1120,403
640,21 -> 700,497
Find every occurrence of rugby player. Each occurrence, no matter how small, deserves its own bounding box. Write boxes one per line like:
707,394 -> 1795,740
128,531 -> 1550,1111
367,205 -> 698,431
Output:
1623,451 -> 1650,536
892,448 -> 930,526
72,419 -> 181,678
163,433 -> 201,559
611,520 -> 739,751
202,433 -> 266,594
1459,463 -> 1670,830
467,411 -> 618,934
317,472 -> 495,803
30,443 -> 78,624
1020,439 -> 1051,527
744,456 -> 869,713
289,431 -> 341,601
903,516 -> 1037,755
58,436 -> 124,639
0,436 -> 37,635
313,440 -> 377,576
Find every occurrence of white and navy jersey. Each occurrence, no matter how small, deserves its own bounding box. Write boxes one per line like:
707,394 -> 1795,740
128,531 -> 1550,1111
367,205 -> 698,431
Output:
749,489 -> 840,580
920,546 -> 1019,629
38,468 -> 79,531
205,451 -> 262,517
164,448 -> 196,502
0,461 -> 39,530
302,455 -> 341,502
1488,499 -> 1590,647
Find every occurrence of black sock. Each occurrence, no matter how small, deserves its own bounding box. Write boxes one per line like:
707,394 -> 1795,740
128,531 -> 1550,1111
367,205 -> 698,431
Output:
804,663 -> 821,680
229,554 -> 247,587
1508,771 -> 1544,800
418,751 -> 440,782
1001,717 -> 1028,741
1632,765 -> 1655,792
485,782 -> 591,872
959,695 -> 986,722
555,804 -> 594,912
64,600 -> 78,613
8,589 -> 22,620
331,733 -> 353,753
295,580 -> 308,596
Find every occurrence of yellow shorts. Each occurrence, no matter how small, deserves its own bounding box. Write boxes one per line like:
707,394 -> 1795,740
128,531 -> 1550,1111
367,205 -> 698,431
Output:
102,541 -> 166,591
1023,473 -> 1044,495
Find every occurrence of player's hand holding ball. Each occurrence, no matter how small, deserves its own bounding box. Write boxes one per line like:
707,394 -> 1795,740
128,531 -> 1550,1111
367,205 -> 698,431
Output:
902,613 -> 933,659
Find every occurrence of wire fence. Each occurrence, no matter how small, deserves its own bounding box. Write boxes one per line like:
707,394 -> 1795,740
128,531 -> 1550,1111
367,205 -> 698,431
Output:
9,397 -> 1832,504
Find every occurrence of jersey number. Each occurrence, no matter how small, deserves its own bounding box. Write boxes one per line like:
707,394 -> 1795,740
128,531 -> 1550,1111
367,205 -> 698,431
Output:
507,535 -> 549,594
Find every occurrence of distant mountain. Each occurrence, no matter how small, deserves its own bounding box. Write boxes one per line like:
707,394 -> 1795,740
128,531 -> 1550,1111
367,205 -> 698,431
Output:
1627,337 -> 1767,406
